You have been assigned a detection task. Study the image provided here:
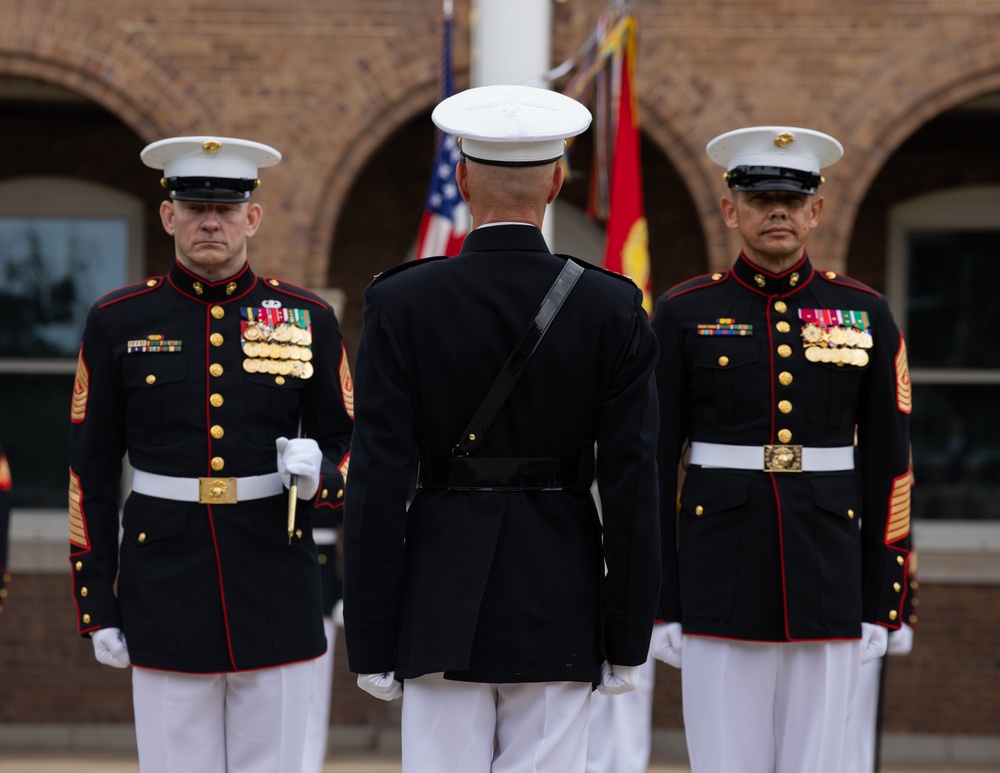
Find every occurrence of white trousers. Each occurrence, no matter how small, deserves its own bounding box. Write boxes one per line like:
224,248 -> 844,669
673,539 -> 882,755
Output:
586,651 -> 656,773
400,672 -> 593,773
843,656 -> 883,773
132,659 -> 315,773
301,616 -> 337,773
682,636 -> 860,773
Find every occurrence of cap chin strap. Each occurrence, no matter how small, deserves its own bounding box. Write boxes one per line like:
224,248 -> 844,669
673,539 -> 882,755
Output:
460,151 -> 561,168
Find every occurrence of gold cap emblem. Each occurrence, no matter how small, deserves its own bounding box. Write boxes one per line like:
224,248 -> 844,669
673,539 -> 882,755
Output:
774,132 -> 795,148
202,140 -> 223,154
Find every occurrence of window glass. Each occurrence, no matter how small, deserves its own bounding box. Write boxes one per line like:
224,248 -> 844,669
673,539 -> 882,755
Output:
0,373 -> 75,509
911,383 -> 1000,520
0,217 -> 128,358
0,177 -> 142,511
899,227 -> 1000,521
906,230 -> 1000,370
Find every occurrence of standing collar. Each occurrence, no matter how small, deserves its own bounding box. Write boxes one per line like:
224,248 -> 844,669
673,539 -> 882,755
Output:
167,260 -> 258,303
459,223 -> 551,254
731,252 -> 815,296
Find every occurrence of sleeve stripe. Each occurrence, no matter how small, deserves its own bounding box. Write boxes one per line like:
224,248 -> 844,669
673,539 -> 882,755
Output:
68,469 -> 91,550
885,468 -> 912,543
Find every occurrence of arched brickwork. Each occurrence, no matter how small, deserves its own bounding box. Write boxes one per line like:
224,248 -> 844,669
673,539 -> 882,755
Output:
821,13 -> 1000,268
301,12 -> 465,285
634,58 -> 751,271
0,10 -> 218,141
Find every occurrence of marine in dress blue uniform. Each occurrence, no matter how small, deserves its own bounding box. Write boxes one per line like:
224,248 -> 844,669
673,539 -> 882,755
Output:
68,136 -> 354,773
651,127 -> 913,773
342,85 -> 661,773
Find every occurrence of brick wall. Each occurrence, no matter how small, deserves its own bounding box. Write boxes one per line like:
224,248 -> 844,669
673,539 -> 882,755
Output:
2,572 -> 997,738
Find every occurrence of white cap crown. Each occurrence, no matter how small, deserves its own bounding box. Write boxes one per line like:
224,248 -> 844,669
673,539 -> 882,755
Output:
432,85 -> 592,166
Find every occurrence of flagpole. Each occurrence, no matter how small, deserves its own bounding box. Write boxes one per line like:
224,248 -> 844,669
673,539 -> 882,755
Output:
471,0 -> 556,246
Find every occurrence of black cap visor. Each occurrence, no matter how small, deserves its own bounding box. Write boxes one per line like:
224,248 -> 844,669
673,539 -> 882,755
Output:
166,176 -> 257,203
726,165 -> 822,194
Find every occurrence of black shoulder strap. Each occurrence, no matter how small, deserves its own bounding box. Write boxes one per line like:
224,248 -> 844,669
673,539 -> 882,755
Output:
454,257 -> 585,456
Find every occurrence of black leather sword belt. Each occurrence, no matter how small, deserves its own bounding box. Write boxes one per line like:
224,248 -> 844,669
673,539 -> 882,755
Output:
419,447 -> 594,492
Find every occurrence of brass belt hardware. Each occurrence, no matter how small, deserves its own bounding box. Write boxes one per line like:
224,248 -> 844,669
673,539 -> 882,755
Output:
764,445 -> 803,472
199,477 -> 238,504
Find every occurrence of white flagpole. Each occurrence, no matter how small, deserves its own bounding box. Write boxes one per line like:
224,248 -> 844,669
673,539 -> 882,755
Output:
470,0 -> 556,245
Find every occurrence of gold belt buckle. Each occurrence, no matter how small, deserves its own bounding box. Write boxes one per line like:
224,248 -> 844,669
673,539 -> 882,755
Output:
764,445 -> 802,472
199,477 -> 238,504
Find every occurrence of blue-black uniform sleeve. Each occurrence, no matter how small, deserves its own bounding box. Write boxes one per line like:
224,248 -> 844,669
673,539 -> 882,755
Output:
299,304 -> 354,515
68,304 -> 128,636
650,293 -> 687,623
342,285 -> 415,674
857,295 -> 912,629
594,288 -> 661,666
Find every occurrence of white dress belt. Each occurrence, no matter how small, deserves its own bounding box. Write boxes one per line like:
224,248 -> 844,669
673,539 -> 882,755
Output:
313,528 -> 338,545
131,469 -> 285,504
689,441 -> 854,472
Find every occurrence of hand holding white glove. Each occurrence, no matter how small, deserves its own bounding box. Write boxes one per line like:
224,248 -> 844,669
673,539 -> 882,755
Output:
91,627 -> 130,669
651,622 -> 683,669
860,622 -> 889,664
276,437 -> 322,500
597,662 -> 641,695
887,622 -> 914,656
357,672 -> 402,701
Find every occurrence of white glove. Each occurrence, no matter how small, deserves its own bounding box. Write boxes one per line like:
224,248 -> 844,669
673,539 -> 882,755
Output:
331,599 -> 344,627
860,622 -> 889,664
597,662 -> 640,695
91,627 -> 130,669
357,671 -> 402,701
887,622 -> 914,656
651,622 -> 683,669
276,437 -> 322,500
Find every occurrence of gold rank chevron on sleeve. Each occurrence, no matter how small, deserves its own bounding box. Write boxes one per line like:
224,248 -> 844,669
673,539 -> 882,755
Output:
71,346 -> 89,424
895,334 -> 912,415
339,342 -> 355,419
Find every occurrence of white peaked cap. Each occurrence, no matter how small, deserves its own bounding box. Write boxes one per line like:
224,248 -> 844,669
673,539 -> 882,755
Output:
706,126 -> 843,193
141,136 -> 281,201
432,85 -> 592,166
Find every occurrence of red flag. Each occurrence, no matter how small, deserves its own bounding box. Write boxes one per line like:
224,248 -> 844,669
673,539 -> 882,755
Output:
413,5 -> 470,259
603,23 -> 652,314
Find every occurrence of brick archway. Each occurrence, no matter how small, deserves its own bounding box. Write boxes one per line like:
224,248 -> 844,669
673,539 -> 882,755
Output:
819,13 -> 1000,268
631,14 -> 1000,273
300,14 -> 448,285
0,11 -> 219,141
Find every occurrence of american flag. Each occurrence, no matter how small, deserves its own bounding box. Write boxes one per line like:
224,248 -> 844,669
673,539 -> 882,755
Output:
413,3 -> 470,259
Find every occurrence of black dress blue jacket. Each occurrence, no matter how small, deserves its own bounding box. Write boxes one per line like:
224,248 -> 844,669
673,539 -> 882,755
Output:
69,260 -> 354,672
652,252 -> 912,642
343,224 -> 661,684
